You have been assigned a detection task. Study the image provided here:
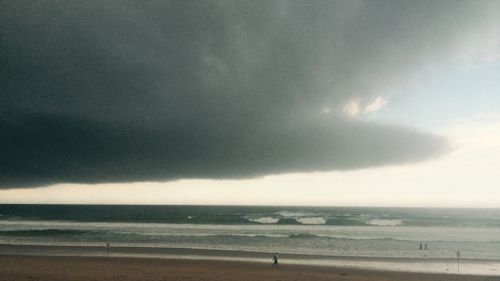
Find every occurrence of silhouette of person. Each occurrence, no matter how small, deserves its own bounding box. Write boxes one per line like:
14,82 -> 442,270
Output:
106,242 -> 110,258
419,243 -> 422,250
424,243 -> 428,250
272,252 -> 279,268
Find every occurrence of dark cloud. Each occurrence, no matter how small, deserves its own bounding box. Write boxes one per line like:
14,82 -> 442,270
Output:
1,0 -> 495,188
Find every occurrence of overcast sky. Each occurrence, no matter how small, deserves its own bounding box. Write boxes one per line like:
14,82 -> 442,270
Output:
1,1 -> 499,207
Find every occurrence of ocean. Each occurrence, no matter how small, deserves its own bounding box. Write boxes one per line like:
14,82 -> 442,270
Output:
1,205 -> 500,275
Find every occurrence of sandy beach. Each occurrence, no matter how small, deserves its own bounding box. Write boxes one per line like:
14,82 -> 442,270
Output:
1,255 -> 498,281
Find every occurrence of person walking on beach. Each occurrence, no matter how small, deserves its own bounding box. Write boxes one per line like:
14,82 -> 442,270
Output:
106,242 -> 110,258
272,252 -> 279,268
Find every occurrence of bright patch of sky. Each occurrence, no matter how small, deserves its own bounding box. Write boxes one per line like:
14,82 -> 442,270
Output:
369,59 -> 500,129
342,97 -> 388,117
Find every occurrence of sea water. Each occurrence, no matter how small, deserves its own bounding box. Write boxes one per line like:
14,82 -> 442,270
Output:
1,205 -> 499,275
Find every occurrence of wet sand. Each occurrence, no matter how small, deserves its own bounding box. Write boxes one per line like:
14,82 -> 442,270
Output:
0,255 -> 498,281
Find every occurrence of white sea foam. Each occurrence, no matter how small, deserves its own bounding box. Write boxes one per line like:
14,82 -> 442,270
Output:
247,217 -> 279,224
276,211 -> 314,218
367,219 -> 402,226
296,217 -> 326,225
275,211 -> 325,224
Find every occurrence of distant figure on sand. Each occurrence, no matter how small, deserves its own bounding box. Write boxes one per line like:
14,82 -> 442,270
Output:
106,242 -> 110,258
272,252 -> 279,268
419,243 -> 422,250
424,243 -> 428,250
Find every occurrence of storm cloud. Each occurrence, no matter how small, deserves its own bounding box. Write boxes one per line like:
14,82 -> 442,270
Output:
1,0 -> 497,188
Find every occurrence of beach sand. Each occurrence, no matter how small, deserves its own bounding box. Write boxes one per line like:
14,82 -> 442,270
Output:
0,255 -> 498,281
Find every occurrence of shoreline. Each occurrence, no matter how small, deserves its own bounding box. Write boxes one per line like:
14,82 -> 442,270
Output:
0,255 -> 498,281
2,242 -> 500,262
1,243 -> 499,276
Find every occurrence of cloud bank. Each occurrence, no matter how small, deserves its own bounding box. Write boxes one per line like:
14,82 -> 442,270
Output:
1,0 -> 497,188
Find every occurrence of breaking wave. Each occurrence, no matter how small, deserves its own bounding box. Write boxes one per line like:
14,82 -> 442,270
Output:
367,219 -> 403,226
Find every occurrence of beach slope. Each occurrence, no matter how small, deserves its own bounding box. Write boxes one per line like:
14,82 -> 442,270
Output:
0,255 -> 497,281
